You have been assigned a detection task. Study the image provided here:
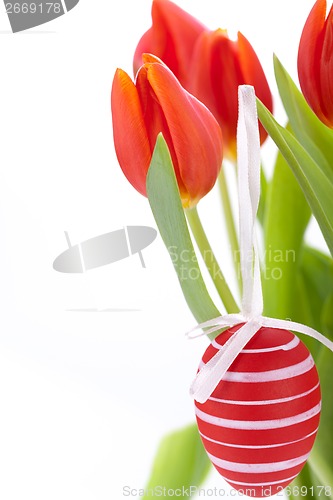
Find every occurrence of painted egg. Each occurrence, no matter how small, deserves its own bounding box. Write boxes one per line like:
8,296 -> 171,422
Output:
195,325 -> 321,497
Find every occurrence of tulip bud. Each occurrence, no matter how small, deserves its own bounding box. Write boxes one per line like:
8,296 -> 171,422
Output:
189,30 -> 273,160
298,0 -> 333,128
133,0 -> 206,88
111,55 -> 223,208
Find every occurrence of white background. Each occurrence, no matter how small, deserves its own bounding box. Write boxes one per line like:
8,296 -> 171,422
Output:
0,1 -> 327,499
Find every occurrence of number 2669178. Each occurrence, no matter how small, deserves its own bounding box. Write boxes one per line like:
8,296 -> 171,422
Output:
5,3 -> 61,14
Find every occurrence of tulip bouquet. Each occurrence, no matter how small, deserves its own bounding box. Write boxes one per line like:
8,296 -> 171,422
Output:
111,0 -> 333,498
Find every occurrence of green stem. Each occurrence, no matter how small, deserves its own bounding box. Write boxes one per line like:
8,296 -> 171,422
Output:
185,206 -> 239,314
218,165 -> 242,293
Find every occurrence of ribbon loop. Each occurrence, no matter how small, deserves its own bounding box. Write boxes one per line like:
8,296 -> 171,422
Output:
188,85 -> 333,404
190,320 -> 262,404
237,86 -> 262,317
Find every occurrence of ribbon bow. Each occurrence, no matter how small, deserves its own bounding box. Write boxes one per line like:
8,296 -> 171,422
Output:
188,85 -> 333,405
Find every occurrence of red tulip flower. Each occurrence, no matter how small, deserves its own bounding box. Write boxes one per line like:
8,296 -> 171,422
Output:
298,0 -> 333,128
111,54 -> 223,208
189,29 -> 273,160
133,0 -> 206,88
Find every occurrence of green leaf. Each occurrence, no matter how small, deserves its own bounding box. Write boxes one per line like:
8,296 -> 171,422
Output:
288,463 -> 321,500
257,165 -> 268,226
147,134 -> 220,322
257,99 -> 333,257
307,467 -> 333,500
263,149 -> 311,318
289,462 -> 333,500
292,247 -> 333,490
143,424 -> 211,499
294,275 -> 322,359
274,55 -> 333,182
301,248 -> 333,306
299,247 -> 333,332
261,147 -> 333,492
146,134 -> 220,323
321,293 -> 333,341
308,348 -> 333,492
294,247 -> 333,357
186,206 -> 238,314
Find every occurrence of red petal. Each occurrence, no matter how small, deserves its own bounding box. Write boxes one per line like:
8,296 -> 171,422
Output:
189,30 -> 219,118
298,0 -> 327,122
147,0 -> 206,87
142,53 -> 165,65
319,2 -> 333,126
191,30 -> 242,159
237,32 -> 273,145
133,28 -> 153,77
147,63 -> 223,205
111,69 -> 151,197
136,62 -> 188,198
211,33 -> 243,158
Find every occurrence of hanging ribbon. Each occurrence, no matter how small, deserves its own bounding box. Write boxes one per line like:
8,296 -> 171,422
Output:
188,85 -> 333,405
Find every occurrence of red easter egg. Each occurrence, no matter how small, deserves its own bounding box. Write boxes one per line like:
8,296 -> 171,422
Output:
195,325 -> 321,497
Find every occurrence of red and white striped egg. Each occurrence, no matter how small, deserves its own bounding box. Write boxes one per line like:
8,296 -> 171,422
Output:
195,325 -> 321,497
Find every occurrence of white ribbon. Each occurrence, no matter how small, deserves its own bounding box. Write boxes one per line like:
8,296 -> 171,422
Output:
189,85 -> 333,404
